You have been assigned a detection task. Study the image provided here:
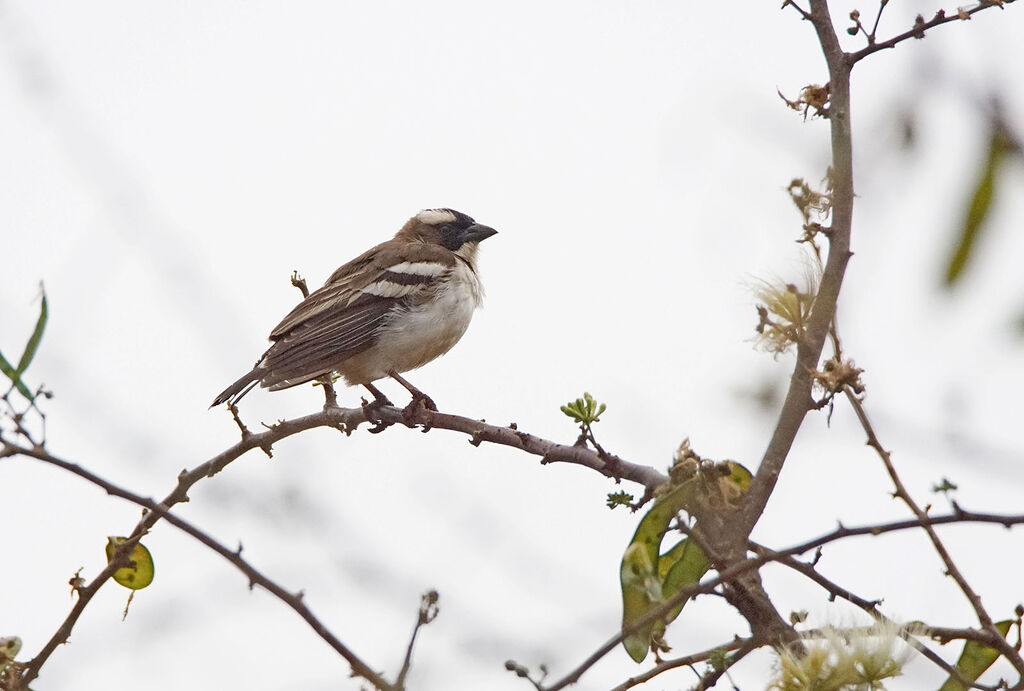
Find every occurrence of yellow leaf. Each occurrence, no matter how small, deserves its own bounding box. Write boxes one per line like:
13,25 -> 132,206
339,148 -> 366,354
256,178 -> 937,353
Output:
105,537 -> 155,590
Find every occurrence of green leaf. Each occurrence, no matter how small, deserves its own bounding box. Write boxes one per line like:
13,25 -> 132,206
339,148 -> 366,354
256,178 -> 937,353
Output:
620,542 -> 662,662
16,289 -> 47,376
0,351 -> 33,399
944,126 -> 1014,286
938,620 -> 1014,691
619,461 -> 752,663
560,392 -> 606,425
620,479 -> 699,662
0,287 -> 47,399
659,537 -> 711,624
105,537 -> 156,590
606,491 -> 634,509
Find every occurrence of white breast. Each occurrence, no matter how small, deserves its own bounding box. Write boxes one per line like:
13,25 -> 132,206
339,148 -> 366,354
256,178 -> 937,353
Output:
339,260 -> 484,384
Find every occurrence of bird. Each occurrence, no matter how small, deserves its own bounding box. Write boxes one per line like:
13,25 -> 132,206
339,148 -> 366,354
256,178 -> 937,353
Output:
211,208 -> 497,412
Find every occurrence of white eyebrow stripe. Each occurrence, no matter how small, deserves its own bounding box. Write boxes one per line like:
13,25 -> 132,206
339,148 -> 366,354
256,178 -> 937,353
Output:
387,261 -> 448,276
415,209 -> 457,224
361,280 -> 421,298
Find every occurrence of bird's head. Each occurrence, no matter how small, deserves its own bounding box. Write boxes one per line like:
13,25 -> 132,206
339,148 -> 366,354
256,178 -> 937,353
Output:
398,208 -> 498,262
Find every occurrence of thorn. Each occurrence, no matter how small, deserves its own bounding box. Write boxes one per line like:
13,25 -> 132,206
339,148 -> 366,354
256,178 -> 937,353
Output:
331,422 -> 353,436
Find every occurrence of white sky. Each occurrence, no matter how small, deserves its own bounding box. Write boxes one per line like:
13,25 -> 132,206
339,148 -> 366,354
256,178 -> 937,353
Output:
2,1 -> 1023,689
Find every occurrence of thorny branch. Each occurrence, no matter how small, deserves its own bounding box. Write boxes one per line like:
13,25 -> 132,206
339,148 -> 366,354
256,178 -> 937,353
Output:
848,0 -> 1016,65
608,638 -> 757,691
843,386 -> 1024,681
3,2 -> 1019,690
546,496 -> 1024,691
1,401 -> 666,689
735,0 -> 856,540
1,442 -> 393,691
759,0 -> 1017,538
534,504 -> 1024,690
7,422 -> 1023,690
761,547 -> 1002,688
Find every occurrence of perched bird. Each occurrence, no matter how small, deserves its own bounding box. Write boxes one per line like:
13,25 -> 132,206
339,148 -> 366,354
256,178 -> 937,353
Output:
211,208 -> 497,411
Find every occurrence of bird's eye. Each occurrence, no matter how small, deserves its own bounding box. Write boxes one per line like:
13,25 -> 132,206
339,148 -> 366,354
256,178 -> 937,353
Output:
439,224 -> 463,250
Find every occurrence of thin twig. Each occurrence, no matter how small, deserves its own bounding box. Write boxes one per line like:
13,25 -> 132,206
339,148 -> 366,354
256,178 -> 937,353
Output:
533,505 -> 1024,691
781,0 -> 812,21
763,510 -> 1024,556
396,590 -> 439,688
752,543 -> 881,612
843,385 -> 1024,681
1,402 -> 665,688
762,547 -> 999,690
5,443 -> 393,691
868,0 -> 889,42
608,638 -> 753,691
849,1 -> 1015,65
686,637 -> 757,691
6,533 -> 147,691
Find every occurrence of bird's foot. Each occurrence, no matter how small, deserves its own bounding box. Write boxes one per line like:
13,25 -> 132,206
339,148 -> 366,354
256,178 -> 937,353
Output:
362,394 -> 395,434
402,394 -> 437,431
388,371 -> 436,428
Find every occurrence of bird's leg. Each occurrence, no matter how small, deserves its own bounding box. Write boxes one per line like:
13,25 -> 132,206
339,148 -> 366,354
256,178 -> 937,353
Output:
389,371 -> 438,422
362,382 -> 395,434
363,382 -> 394,408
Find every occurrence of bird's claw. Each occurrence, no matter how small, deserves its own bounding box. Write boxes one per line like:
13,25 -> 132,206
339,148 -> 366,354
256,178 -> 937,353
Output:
402,394 -> 436,431
362,395 -> 395,434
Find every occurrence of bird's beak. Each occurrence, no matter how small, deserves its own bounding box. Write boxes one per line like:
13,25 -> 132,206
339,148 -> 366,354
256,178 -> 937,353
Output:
464,224 -> 498,243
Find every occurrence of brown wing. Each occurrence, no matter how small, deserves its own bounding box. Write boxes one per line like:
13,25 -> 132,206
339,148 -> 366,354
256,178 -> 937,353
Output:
257,240 -> 456,389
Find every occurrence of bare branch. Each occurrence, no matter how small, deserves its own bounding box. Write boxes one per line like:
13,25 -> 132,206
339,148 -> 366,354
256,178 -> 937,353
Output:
4,442 -> 393,691
842,386 -> 1024,681
754,545 -> 881,613
764,510 -> 1024,556
4,535 -> 145,691
401,407 -> 668,490
396,590 -> 439,688
754,0 -> 1018,558
782,0 -> 813,22
849,0 -> 1016,65
684,638 -> 757,691
537,561 -> 772,690
1,401 -> 665,688
11,378 -> 1022,691
737,0 -> 856,540
763,548 -> 999,689
608,638 -> 754,691
535,505 -> 1024,691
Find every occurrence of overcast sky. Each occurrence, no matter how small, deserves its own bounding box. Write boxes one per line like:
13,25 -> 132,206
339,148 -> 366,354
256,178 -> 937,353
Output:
2,1 -> 1023,689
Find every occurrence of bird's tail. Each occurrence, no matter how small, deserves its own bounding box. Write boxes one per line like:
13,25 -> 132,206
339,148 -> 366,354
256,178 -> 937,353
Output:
210,368 -> 261,408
